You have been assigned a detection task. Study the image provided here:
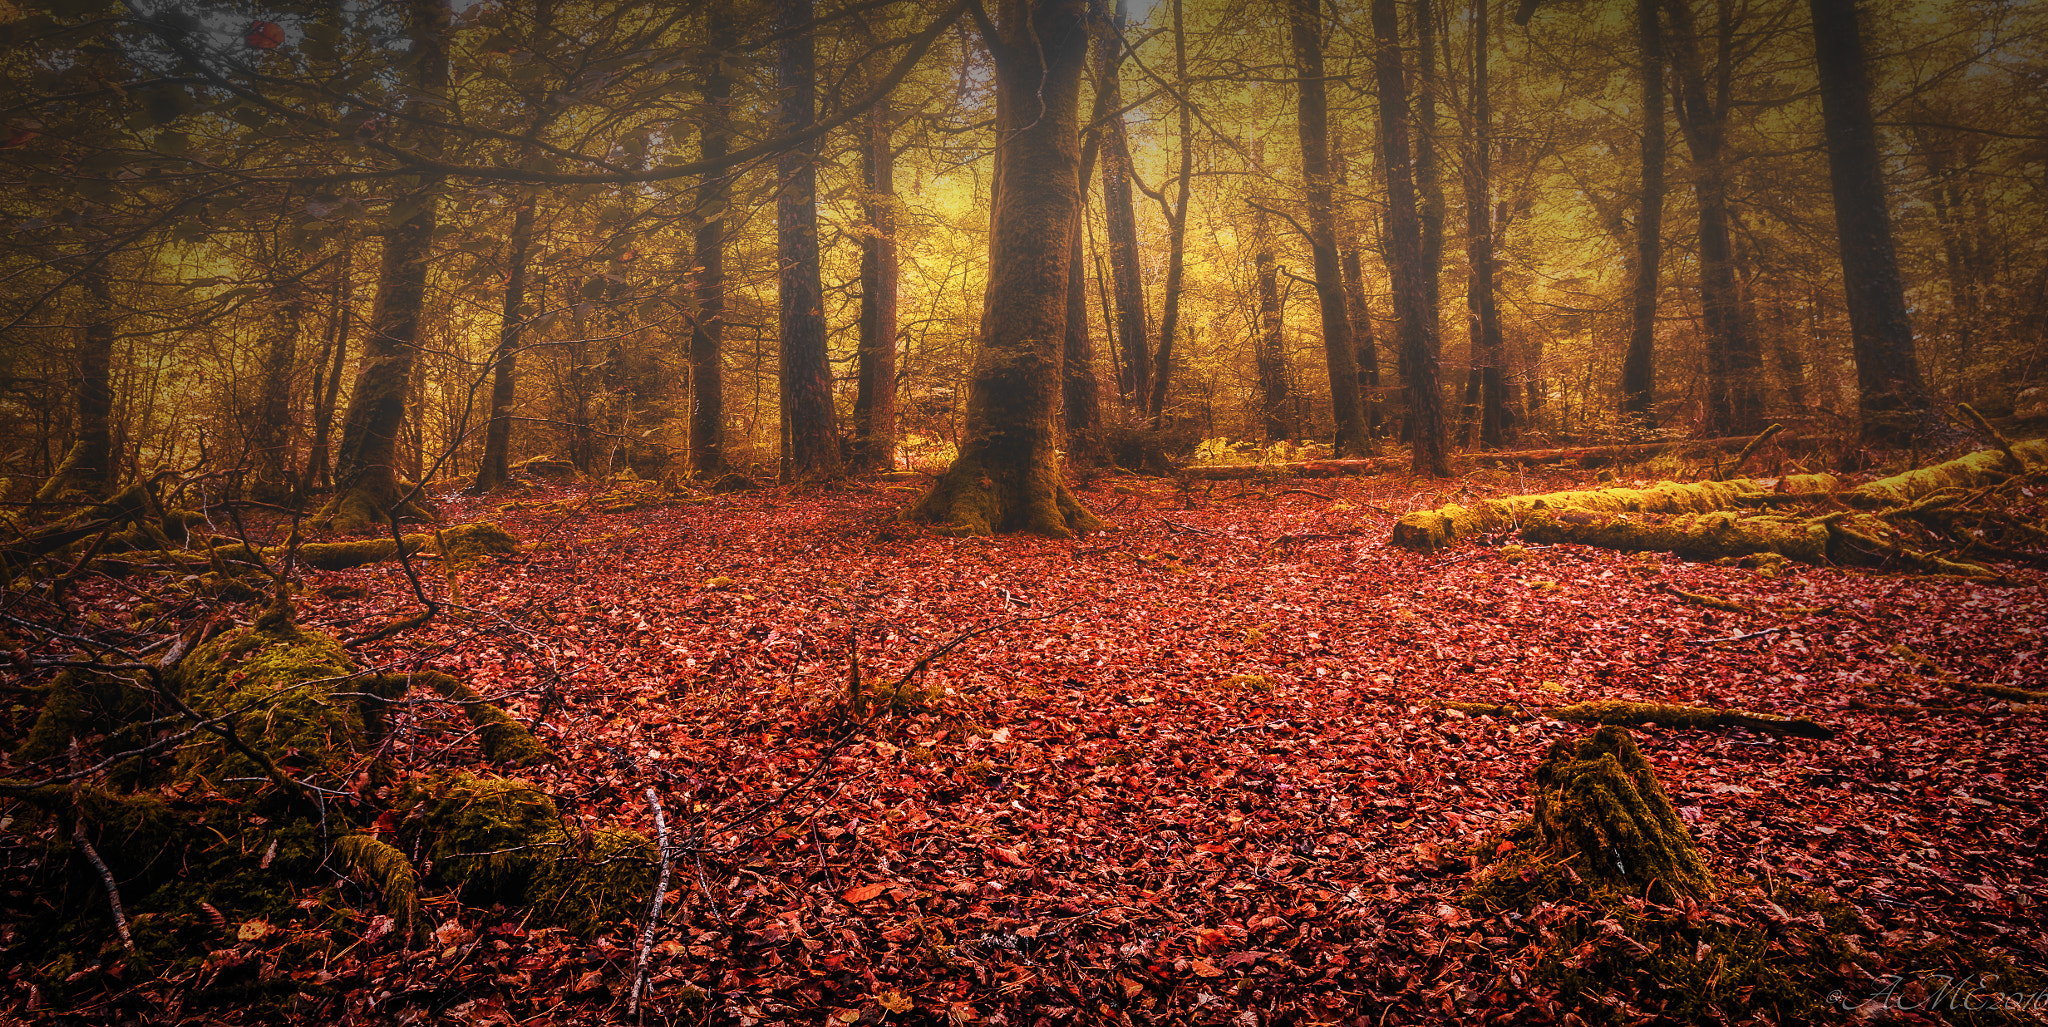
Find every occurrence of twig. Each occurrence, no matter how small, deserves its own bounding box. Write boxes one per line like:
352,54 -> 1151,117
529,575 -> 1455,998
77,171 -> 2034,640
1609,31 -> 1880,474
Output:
1717,423 -> 1783,480
628,786 -> 671,1020
1956,403 -> 2023,470
70,740 -> 134,952
1686,625 -> 1786,646
693,826 -> 722,923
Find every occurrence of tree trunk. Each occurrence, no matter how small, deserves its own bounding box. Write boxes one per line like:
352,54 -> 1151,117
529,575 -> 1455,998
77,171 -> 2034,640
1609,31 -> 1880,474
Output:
1064,27 -> 1113,465
688,9 -> 735,479
908,0 -> 1100,537
1340,245 -> 1382,437
1619,0 -> 1664,423
50,262 -> 119,499
470,196 -> 537,495
1807,0 -> 1943,445
777,0 -> 841,483
299,260 -> 351,498
1289,0 -> 1369,457
1416,0 -> 1445,342
852,95 -> 899,471
1464,0 -> 1505,450
1146,0 -> 1194,428
248,249 -> 309,501
1255,217 -> 1293,442
1098,0 -> 1149,406
1372,0 -> 1451,476
322,0 -> 447,531
1665,0 -> 1761,435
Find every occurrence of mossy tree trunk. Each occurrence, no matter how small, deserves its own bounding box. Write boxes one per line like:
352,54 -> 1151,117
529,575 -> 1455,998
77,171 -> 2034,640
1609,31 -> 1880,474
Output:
776,0 -> 842,484
323,0 -> 448,531
1371,0 -> 1451,476
470,196 -> 538,495
688,6 -> 735,480
908,0 -> 1101,537
1289,0 -> 1369,458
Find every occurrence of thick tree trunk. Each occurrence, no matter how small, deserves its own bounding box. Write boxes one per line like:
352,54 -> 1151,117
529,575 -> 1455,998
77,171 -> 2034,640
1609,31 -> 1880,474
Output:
1464,0 -> 1505,450
299,261 -> 351,498
470,197 -> 537,495
48,262 -> 120,500
1666,0 -> 1761,435
1146,0 -> 1194,427
1098,0 -> 1149,406
1340,245 -> 1382,437
1619,0 -> 1664,423
852,97 -> 899,471
908,0 -> 1100,537
688,9 -> 734,479
322,0 -> 447,531
777,0 -> 841,483
1255,222 -> 1293,442
1807,0 -> 1944,445
1372,0 -> 1451,476
1289,0 -> 1369,457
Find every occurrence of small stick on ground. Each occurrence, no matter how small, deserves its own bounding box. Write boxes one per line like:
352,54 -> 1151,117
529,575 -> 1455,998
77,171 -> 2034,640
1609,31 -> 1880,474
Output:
1659,584 -> 1750,612
69,740 -> 134,952
628,786 -> 671,1020
1719,423 -> 1783,481
1957,403 -> 2024,470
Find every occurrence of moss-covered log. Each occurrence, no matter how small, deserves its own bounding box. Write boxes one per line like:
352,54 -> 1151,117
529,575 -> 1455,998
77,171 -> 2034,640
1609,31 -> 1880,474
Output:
1552,699 -> 1833,739
1468,726 -> 1713,910
1389,475 -> 1838,551
1845,438 -> 2047,507
1518,506 -> 2004,578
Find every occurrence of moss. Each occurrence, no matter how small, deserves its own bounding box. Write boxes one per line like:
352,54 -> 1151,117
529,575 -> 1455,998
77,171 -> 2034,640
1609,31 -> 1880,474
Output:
1847,439 -> 2048,507
904,450 -> 1104,538
1497,543 -> 1529,564
171,626 -> 361,792
1220,673 -> 1274,694
1391,479 -> 1781,551
288,536 -> 423,571
1552,699 -> 1833,739
1468,726 -> 1712,911
435,521 -> 519,569
1520,508 -> 1831,564
409,670 -> 547,765
413,773 -> 571,902
532,827 -> 658,935
1437,701 -> 1523,717
331,834 -> 424,945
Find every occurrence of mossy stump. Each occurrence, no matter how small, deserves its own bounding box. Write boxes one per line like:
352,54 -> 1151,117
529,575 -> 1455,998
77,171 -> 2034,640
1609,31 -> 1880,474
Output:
1469,726 -> 1712,911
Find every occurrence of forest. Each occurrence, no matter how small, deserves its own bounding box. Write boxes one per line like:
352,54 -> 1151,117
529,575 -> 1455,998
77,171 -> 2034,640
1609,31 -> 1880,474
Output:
2,0 -> 2046,1022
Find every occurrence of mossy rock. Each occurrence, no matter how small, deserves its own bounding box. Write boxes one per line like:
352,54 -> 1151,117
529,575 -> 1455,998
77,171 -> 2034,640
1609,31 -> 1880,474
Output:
1468,726 -> 1712,911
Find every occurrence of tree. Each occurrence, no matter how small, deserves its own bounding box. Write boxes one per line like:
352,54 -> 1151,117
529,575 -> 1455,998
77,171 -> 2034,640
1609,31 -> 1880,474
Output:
321,0 -> 449,531
1807,0 -> 1943,444
907,0 -> 1102,536
1254,215 -> 1294,442
1463,0 -> 1507,449
1373,0 -> 1452,476
470,196 -> 538,495
688,8 -> 737,479
1287,0 -> 1370,457
1618,0 -> 1665,424
1145,0 -> 1196,428
777,0 -> 841,483
851,91 -> 900,471
1097,0 -> 1150,406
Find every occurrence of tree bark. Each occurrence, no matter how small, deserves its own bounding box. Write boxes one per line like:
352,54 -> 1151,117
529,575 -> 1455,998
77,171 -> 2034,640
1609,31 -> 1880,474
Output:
1341,244 -> 1382,438
1146,0 -> 1194,427
1807,0 -> 1943,445
1665,0 -> 1761,434
1255,216 -> 1293,442
908,0 -> 1101,537
1289,0 -> 1369,457
1416,0 -> 1445,343
1372,0 -> 1451,476
777,0 -> 841,483
1097,0 -> 1149,406
469,196 -> 537,495
852,94 -> 899,471
1464,0 -> 1505,449
1063,24 -> 1114,465
1619,0 -> 1664,423
299,260 -> 351,498
688,9 -> 735,479
248,245 -> 309,500
55,262 -> 119,498
322,0 -> 447,531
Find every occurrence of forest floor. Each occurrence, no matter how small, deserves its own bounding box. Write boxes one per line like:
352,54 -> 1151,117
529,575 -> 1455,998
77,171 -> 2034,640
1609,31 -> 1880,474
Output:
42,466 -> 2048,1024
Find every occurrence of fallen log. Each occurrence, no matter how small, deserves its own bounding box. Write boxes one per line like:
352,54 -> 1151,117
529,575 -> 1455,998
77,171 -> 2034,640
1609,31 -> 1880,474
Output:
1845,438 -> 2048,507
1390,476 -> 1838,551
1550,698 -> 1834,739
1179,457 -> 1406,480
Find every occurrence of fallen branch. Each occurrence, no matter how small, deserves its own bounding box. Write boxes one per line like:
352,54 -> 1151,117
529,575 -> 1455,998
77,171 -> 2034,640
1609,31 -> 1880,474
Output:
1659,584 -> 1750,612
1550,698 -> 1832,739
628,786 -> 671,1020
1687,626 -> 1788,646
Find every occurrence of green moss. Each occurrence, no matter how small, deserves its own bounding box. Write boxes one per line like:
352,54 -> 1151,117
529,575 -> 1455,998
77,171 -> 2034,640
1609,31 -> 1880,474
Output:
1847,440 -> 2048,507
1520,508 -> 1831,564
530,827 -> 657,935
413,773 -> 571,901
287,536 -> 423,570
1392,479 -> 1783,551
331,834 -> 424,944
1552,699 -> 1833,739
411,670 -> 547,765
435,521 -> 520,569
1220,673 -> 1275,694
170,626 -> 360,792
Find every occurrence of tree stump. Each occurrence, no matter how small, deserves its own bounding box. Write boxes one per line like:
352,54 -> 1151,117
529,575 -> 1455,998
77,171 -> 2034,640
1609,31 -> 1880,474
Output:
1470,726 -> 1713,909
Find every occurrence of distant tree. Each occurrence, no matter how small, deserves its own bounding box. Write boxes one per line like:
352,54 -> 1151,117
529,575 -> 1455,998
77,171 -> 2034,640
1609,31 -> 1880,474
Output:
777,0 -> 841,483
1287,0 -> 1369,457
1372,0 -> 1451,476
1618,0 -> 1664,424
